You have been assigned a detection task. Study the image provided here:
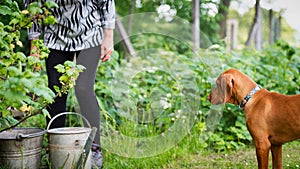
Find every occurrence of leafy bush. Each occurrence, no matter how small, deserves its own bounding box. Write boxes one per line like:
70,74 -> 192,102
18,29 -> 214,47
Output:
0,0 -> 84,131
77,40 -> 300,154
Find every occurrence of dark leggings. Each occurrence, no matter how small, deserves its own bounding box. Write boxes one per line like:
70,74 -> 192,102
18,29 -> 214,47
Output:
46,46 -> 101,144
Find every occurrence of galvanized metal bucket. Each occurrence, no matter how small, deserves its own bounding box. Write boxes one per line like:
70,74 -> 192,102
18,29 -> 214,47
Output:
0,128 -> 45,169
47,112 -> 92,169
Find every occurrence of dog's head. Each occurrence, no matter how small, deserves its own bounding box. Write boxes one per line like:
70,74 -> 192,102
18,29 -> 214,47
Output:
208,71 -> 235,105
208,68 -> 258,106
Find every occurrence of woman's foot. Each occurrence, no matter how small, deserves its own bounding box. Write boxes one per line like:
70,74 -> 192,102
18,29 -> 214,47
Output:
91,143 -> 103,169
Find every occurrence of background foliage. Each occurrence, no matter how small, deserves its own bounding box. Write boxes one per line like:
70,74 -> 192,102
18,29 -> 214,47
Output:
91,40 -> 300,152
0,0 -> 299,168
93,41 -> 299,168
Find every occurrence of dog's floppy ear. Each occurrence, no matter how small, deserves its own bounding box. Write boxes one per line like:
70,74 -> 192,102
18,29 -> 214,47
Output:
219,74 -> 234,104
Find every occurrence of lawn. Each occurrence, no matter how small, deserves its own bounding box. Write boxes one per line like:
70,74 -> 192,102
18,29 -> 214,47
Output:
103,141 -> 300,169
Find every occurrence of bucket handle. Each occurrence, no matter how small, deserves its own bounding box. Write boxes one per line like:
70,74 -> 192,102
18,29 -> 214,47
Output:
47,112 -> 91,131
16,129 -> 46,140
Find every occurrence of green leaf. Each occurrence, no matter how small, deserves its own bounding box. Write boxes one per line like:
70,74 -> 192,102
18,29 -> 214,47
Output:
0,6 -> 12,15
66,69 -> 74,76
16,52 -> 26,61
0,51 -> 10,58
6,115 -> 19,125
44,1 -> 59,9
39,51 -> 49,59
28,2 -> 42,15
59,75 -> 68,82
9,19 -> 19,25
20,78 -> 34,89
42,108 -> 51,119
53,85 -> 60,93
64,60 -> 76,67
3,90 -> 27,104
7,67 -> 21,76
1,109 -> 11,118
33,87 -> 55,102
77,64 -> 86,71
43,15 -> 57,25
10,1 -> 20,12
54,64 -> 65,73
27,55 -> 40,65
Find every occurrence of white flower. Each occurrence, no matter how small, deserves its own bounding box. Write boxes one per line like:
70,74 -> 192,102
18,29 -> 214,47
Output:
160,98 -> 171,109
168,113 -> 175,117
157,4 -> 170,15
176,109 -> 182,118
156,4 -> 177,22
127,62 -> 132,67
143,66 -> 159,73
208,44 -> 221,50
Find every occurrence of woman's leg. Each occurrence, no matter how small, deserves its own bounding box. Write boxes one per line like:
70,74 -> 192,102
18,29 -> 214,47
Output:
46,49 -> 75,129
75,46 -> 101,144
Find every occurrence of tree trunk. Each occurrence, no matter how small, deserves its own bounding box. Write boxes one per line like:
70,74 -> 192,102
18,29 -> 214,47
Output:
192,0 -> 200,50
245,0 -> 262,49
115,14 -> 136,57
277,15 -> 282,39
269,9 -> 274,44
127,0 -> 136,35
218,0 -> 231,38
255,1 -> 262,50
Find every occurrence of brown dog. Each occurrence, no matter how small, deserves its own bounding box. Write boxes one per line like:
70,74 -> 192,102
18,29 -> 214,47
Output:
208,68 -> 300,169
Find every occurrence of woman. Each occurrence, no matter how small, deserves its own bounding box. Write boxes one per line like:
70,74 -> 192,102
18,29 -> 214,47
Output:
24,0 -> 115,168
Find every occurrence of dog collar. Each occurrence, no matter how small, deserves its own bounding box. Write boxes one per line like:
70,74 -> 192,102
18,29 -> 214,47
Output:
239,85 -> 262,109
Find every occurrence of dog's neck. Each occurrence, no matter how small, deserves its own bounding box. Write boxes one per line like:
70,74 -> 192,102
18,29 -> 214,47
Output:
231,74 -> 258,107
239,85 -> 262,109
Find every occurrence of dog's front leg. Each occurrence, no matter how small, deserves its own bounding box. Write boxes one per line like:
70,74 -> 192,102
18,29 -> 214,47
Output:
271,144 -> 283,169
254,138 -> 271,169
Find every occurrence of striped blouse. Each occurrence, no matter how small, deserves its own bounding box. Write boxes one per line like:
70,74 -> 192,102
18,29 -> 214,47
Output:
24,0 -> 115,51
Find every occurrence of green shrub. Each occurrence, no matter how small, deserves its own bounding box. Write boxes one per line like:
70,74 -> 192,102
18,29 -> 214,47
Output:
0,0 -> 84,131
76,40 -> 300,154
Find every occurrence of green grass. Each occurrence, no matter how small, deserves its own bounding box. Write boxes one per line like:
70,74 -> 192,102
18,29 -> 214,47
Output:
102,141 -> 300,169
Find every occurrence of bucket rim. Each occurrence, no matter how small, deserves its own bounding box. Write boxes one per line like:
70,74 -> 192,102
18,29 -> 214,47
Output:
47,127 -> 91,134
47,112 -> 91,131
0,127 -> 45,140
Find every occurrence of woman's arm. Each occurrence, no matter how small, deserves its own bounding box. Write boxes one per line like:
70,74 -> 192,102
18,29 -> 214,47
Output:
99,0 -> 116,62
100,28 -> 114,62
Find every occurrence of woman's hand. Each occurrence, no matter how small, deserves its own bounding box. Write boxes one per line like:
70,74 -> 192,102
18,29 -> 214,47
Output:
100,28 -> 114,62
